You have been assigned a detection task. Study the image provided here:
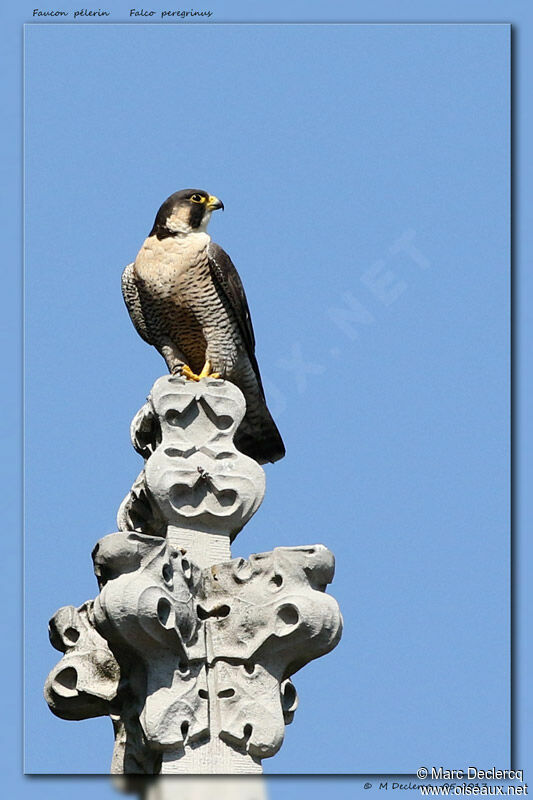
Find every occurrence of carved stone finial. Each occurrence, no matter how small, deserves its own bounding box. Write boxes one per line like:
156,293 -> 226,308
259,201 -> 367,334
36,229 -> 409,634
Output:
117,375 -> 266,567
45,377 -> 342,775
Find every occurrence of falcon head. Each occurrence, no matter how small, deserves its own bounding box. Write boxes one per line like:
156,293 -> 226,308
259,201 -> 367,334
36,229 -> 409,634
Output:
150,189 -> 224,238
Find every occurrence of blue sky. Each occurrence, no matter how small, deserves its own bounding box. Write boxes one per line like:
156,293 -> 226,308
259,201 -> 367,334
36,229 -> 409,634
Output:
4,0 -> 530,798
24,19 -> 509,774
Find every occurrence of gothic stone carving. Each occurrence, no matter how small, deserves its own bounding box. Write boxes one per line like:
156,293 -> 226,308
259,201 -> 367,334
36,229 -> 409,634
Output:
117,375 -> 265,542
45,377 -> 342,774
45,602 -> 120,721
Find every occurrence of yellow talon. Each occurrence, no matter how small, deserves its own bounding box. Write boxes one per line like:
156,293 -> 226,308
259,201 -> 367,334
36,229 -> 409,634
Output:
198,360 -> 213,379
182,360 -> 221,381
199,360 -> 222,379
181,364 -> 201,381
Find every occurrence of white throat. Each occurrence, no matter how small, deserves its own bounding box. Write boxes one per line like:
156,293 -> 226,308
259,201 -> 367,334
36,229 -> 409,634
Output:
166,210 -> 213,236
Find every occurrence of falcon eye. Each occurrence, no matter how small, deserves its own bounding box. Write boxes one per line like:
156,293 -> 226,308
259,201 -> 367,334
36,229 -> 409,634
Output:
190,194 -> 205,203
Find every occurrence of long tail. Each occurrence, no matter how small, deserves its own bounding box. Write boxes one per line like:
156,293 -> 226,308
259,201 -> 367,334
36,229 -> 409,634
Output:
235,398 -> 285,465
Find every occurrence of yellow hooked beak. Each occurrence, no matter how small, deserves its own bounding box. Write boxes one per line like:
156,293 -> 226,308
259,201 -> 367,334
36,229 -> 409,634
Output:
206,195 -> 224,211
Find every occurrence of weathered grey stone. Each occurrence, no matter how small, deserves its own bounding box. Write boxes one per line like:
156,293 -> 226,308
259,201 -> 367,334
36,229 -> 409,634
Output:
118,376 -> 266,566
45,602 -> 120,721
45,376 -> 342,777
201,545 -> 342,673
139,776 -> 267,800
88,530 -> 341,770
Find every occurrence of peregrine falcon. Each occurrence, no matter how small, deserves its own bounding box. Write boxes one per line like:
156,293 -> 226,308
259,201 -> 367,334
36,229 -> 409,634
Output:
121,189 -> 285,465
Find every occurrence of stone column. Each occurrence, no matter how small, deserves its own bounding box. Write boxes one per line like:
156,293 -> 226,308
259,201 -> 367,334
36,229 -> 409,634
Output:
45,376 -> 342,776
136,776 -> 268,800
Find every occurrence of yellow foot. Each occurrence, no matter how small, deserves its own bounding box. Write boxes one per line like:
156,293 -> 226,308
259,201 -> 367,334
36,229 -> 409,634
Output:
181,361 -> 221,382
199,359 -> 221,379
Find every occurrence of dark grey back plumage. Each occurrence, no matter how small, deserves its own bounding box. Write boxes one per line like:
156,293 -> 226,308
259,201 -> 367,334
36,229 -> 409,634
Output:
207,242 -> 265,400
